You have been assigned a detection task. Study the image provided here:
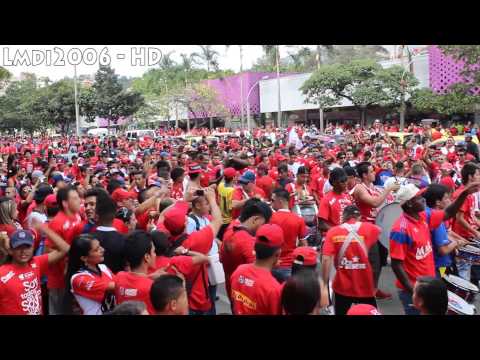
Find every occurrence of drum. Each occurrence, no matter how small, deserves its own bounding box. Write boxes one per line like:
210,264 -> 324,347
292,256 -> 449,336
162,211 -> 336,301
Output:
457,245 -> 480,265
293,205 -> 317,227
447,291 -> 476,315
442,274 -> 479,303
375,202 -> 403,250
293,205 -> 319,246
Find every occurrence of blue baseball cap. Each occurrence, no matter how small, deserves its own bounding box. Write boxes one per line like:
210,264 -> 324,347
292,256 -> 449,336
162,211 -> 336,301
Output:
239,171 -> 256,184
10,230 -> 35,249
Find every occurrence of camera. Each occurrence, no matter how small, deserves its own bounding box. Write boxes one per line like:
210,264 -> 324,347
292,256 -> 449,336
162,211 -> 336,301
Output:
195,189 -> 205,196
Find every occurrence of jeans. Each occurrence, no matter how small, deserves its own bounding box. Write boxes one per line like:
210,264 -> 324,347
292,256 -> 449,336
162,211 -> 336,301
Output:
271,268 -> 292,284
48,288 -> 68,315
457,259 -> 472,281
398,290 -> 420,315
189,309 -> 212,316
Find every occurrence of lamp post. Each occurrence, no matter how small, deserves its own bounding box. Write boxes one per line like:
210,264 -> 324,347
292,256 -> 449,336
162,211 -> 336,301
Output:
246,75 -> 271,132
74,64 -> 80,137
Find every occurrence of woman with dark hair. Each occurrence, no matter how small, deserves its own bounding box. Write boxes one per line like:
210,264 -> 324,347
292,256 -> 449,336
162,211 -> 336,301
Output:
66,234 -> 116,315
281,271 -> 321,315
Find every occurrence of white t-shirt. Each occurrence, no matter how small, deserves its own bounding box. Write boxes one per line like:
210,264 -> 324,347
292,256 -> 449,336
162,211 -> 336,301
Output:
25,211 -> 48,230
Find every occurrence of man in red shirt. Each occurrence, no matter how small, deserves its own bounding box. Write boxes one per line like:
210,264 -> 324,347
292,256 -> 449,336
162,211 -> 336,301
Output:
270,188 -> 308,283
230,224 -> 284,315
451,162 -> 480,282
149,274 -> 189,315
390,182 -> 479,315
220,200 -> 272,303
114,231 -> 157,315
45,186 -> 83,315
285,166 -> 315,210
439,162 -> 456,192
255,164 -> 275,201
321,205 -> 381,315
170,167 -> 185,200
232,171 -> 265,220
160,187 -> 222,315
353,161 -> 399,300
318,168 -> 353,233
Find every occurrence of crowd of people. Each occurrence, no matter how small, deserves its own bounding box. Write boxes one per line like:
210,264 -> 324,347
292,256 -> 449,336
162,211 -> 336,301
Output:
0,117 -> 479,316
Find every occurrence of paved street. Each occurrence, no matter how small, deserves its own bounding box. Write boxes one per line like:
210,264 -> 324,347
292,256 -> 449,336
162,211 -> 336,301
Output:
214,263 -> 480,315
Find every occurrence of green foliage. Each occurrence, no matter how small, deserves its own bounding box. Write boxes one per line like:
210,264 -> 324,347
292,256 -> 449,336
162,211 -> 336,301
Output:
191,46 -> 220,72
92,65 -> 144,125
411,84 -> 479,116
301,60 -> 419,116
0,67 -> 12,89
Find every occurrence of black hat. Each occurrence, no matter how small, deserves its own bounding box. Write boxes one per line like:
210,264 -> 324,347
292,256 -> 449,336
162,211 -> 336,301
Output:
34,185 -> 54,203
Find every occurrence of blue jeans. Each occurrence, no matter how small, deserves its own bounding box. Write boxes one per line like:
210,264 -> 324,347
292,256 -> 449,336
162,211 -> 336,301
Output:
398,290 -> 420,315
208,285 -> 217,315
457,259 -> 472,281
271,268 -> 292,284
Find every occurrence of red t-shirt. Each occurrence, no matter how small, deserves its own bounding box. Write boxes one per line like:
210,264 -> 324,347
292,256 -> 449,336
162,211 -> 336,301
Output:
256,175 -> 275,201
230,264 -> 282,315
0,223 -> 19,237
171,182 -> 184,200
231,187 -> 266,220
114,271 -> 155,315
318,191 -> 353,227
0,254 -> 49,315
70,265 -> 114,315
270,210 -> 307,268
440,176 -> 456,192
46,211 -> 83,289
182,225 -> 214,312
136,209 -> 152,231
220,223 -> 256,299
149,255 -> 195,277
452,186 -> 476,238
390,210 -> 443,290
322,221 -> 380,298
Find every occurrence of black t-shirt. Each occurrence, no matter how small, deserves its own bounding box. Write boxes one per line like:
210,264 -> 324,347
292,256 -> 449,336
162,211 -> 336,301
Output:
91,229 -> 126,274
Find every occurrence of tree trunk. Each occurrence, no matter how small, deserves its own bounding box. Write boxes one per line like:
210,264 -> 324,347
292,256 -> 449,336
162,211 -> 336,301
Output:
209,117 -> 213,130
400,101 -> 406,132
360,107 -> 367,128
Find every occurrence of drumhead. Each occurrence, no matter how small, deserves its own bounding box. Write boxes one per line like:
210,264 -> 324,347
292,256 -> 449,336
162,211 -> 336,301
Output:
375,202 -> 403,250
448,291 -> 475,315
444,274 -> 479,293
459,245 -> 480,255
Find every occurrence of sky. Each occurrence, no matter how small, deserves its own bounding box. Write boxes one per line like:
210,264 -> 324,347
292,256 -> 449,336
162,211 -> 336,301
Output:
0,45 -> 396,81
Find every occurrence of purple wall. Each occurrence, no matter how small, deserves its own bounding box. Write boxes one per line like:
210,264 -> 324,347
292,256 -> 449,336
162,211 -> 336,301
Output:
429,45 -> 480,95
189,72 -> 278,119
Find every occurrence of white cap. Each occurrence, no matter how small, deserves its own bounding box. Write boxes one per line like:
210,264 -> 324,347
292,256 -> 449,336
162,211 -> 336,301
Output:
395,183 -> 422,204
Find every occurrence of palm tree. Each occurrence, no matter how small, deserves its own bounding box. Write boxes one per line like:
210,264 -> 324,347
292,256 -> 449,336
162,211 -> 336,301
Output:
160,51 -> 176,71
192,45 -> 220,73
261,45 -> 282,127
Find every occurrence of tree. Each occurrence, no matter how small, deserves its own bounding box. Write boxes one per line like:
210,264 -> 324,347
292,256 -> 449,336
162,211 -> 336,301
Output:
159,51 -> 176,71
324,45 -> 390,65
79,86 -> 97,123
0,66 -> 12,90
411,84 -> 479,116
0,78 -> 45,134
302,59 -> 387,125
93,65 -> 144,128
192,46 -> 220,73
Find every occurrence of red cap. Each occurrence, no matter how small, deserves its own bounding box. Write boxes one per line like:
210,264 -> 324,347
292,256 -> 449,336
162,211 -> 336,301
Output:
223,167 -> 237,179
292,246 -> 318,266
111,188 -> 137,203
188,163 -> 203,175
255,224 -> 284,248
163,201 -> 190,235
347,304 -> 382,315
383,156 -> 392,162
44,194 -> 58,209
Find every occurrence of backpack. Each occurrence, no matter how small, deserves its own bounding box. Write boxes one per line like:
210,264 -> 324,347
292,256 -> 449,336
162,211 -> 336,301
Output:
188,213 -> 201,232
